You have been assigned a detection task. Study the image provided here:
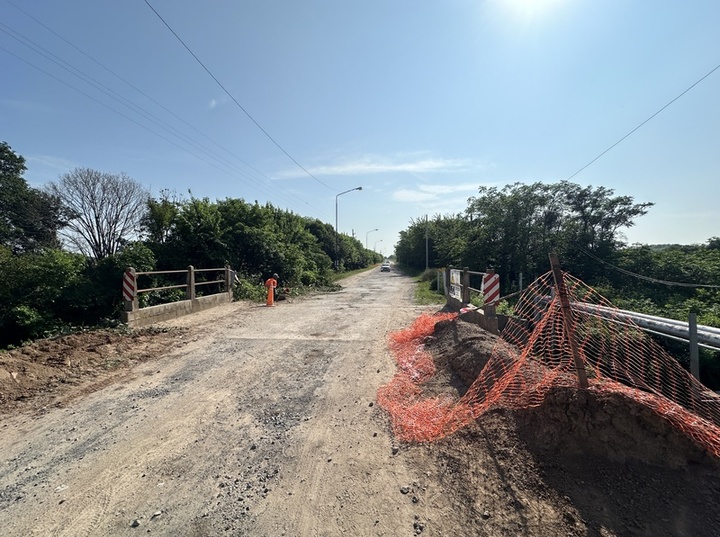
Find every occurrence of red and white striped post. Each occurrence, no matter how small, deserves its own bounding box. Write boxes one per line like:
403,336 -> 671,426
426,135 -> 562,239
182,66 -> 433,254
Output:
123,267 -> 138,312
482,269 -> 500,305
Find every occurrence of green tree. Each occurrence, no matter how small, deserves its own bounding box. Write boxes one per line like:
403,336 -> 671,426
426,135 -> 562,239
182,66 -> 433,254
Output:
396,217 -> 434,269
0,141 -> 67,252
141,189 -> 180,244
0,246 -> 87,346
172,196 -> 228,268
65,242 -> 157,322
559,182 -> 653,278
397,181 -> 653,293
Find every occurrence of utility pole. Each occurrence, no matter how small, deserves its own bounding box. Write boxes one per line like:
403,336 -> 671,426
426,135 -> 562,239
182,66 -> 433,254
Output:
335,186 -> 362,270
425,214 -> 429,270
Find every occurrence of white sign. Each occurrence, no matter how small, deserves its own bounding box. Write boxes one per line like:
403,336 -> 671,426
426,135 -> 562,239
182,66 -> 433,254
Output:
450,269 -> 461,286
450,284 -> 462,300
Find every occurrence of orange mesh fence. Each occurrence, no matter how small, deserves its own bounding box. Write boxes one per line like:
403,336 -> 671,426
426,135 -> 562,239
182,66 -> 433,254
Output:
378,272 -> 720,456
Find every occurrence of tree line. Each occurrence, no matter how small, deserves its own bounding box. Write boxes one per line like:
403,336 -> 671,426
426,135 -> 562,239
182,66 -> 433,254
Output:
395,181 -> 719,324
395,181 -> 720,387
0,141 -> 380,348
4,140 -> 718,385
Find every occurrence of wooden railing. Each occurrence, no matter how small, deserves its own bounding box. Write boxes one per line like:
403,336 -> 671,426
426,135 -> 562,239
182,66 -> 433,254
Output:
121,265 -> 234,327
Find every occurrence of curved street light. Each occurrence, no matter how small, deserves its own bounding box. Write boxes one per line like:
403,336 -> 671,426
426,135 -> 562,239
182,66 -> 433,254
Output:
374,239 -> 383,253
335,186 -> 362,270
365,228 -> 378,249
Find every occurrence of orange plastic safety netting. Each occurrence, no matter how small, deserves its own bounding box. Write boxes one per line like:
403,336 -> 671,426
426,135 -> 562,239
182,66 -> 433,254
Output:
377,271 -> 720,457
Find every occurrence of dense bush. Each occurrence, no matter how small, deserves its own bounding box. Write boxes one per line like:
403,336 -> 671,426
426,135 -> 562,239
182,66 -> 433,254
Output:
0,146 -> 383,349
0,247 -> 87,346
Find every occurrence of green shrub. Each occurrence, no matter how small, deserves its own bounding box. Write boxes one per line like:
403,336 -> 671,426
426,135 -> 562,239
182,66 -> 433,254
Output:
419,268 -> 438,282
233,276 -> 266,302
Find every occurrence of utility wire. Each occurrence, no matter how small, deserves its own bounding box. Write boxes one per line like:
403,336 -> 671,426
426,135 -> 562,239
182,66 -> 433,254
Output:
0,16 -> 326,216
566,61 -> 720,181
143,0 -> 335,191
0,42 -> 314,214
0,25 -> 298,211
3,0 -> 297,205
0,45 -> 193,156
580,247 -> 720,289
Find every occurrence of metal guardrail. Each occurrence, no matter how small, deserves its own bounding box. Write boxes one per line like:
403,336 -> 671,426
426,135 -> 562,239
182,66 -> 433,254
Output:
571,302 -> 720,351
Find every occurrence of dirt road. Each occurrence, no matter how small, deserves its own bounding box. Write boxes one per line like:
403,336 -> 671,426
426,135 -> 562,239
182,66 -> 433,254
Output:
4,268 -> 720,536
0,269 -> 446,536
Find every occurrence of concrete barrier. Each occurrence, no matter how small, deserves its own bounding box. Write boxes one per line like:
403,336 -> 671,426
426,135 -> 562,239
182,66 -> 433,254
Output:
121,292 -> 233,327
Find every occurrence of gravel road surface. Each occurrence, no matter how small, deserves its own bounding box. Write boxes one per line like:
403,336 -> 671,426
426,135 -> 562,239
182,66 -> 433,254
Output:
0,268 -> 447,536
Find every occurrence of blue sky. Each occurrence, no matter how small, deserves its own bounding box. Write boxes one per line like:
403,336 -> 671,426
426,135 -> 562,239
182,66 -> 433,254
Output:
2,0 -> 718,257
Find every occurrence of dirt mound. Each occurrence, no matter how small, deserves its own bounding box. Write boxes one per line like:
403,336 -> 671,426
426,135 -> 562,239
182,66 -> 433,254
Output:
426,317 -> 717,466
416,317 -> 720,536
514,386 -> 717,468
425,318 -> 499,392
0,327 -> 186,414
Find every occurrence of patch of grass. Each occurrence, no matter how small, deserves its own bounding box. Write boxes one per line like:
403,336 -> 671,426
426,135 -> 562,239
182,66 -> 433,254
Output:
415,279 -> 446,305
399,266 -> 446,305
329,265 -> 376,282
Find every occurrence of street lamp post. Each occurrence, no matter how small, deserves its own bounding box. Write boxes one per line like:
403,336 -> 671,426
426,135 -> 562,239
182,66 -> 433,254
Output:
335,186 -> 362,270
374,239 -> 383,253
365,228 -> 378,249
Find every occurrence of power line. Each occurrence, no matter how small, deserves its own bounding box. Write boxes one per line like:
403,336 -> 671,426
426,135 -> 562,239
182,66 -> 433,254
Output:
143,0 -> 336,191
0,42 -> 313,214
566,61 -> 720,181
579,247 -> 720,289
0,45 -> 189,153
0,14 -> 327,216
3,0 -> 295,203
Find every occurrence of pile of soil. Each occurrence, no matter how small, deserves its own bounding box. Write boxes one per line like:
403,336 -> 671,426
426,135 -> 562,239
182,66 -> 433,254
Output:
0,327 -> 186,414
2,305 -> 720,535
418,317 -> 720,536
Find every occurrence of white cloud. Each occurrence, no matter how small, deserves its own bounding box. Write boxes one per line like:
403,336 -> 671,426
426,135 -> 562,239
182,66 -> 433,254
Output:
27,155 -> 76,172
392,189 -> 438,203
417,183 -> 479,195
25,155 -> 77,186
274,153 -> 489,179
208,96 -> 229,110
391,183 -> 479,218
392,182 -> 478,204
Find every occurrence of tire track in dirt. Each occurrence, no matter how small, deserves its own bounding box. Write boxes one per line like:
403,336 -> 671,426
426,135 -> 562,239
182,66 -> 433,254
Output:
237,272 -> 439,536
0,269 -> 444,536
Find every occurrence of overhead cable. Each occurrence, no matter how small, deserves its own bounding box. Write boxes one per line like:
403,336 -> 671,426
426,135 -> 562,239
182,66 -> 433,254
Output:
143,0 -> 335,191
566,61 -> 720,181
4,0 -> 293,203
580,247 -> 720,289
0,17 -> 324,215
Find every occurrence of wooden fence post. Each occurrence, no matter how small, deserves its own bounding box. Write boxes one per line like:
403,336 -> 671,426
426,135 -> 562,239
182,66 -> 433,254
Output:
549,252 -> 589,389
462,266 -> 471,304
186,265 -> 195,301
689,311 -> 700,380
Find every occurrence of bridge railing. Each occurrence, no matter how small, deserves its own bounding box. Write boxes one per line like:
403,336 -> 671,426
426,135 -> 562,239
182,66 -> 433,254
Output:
441,261 -> 717,382
443,266 -> 510,334
121,265 -> 234,327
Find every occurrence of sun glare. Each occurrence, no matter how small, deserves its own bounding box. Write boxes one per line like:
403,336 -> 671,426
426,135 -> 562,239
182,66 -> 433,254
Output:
503,0 -> 564,20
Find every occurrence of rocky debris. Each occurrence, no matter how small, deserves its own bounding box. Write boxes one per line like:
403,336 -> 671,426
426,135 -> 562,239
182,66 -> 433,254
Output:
413,515 -> 425,534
